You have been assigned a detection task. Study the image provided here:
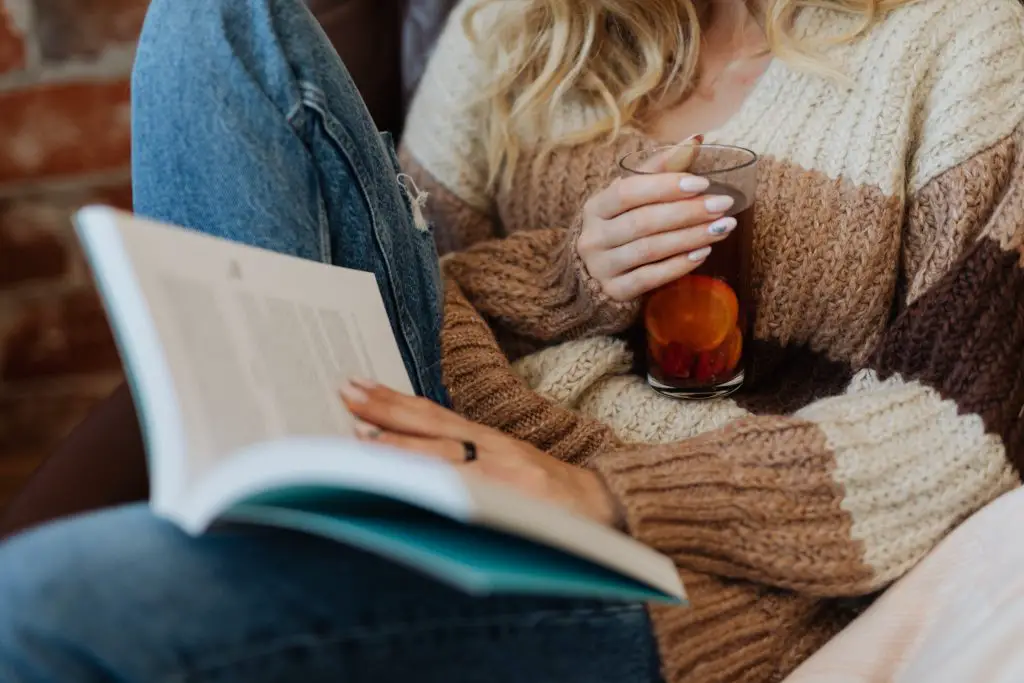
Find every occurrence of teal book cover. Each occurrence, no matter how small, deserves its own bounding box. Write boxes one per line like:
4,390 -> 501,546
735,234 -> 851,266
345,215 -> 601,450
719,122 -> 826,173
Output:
225,487 -> 679,603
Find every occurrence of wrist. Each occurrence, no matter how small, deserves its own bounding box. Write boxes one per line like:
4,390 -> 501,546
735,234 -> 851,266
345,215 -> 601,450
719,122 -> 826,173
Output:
558,217 -> 640,335
580,468 -> 628,530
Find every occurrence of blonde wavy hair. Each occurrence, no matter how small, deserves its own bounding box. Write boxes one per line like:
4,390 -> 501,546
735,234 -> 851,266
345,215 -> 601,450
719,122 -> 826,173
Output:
464,0 -> 914,188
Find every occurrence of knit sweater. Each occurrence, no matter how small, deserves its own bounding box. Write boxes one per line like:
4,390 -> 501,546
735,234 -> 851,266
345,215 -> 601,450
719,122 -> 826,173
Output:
398,0 -> 1024,681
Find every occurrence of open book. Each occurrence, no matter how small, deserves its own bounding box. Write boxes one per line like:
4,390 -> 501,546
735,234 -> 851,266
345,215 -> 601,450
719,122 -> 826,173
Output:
73,206 -> 686,604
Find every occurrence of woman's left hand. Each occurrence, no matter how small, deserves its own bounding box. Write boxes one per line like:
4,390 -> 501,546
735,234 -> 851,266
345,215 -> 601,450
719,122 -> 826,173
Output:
340,379 -> 622,528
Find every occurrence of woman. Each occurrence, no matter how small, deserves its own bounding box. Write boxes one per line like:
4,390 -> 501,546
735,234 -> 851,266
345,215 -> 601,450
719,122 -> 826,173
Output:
1,0 -> 1022,681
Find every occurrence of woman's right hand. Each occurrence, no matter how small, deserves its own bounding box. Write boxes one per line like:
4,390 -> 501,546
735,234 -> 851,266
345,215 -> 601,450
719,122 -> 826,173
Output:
577,173 -> 738,302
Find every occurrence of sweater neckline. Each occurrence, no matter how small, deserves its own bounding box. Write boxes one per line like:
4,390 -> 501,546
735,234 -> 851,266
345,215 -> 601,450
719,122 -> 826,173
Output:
685,6 -> 830,149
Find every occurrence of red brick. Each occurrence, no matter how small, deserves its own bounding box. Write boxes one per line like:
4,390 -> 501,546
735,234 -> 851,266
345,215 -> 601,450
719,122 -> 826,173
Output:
0,79 -> 132,185
1,287 -> 121,381
0,200 -> 71,287
35,0 -> 149,61
0,1 -> 26,74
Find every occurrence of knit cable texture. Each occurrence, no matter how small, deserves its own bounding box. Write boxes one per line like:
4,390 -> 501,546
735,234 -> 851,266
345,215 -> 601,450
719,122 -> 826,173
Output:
401,0 -> 1024,680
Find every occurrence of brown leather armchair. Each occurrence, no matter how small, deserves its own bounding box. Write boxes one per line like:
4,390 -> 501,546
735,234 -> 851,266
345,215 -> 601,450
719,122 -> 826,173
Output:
0,0 -> 460,539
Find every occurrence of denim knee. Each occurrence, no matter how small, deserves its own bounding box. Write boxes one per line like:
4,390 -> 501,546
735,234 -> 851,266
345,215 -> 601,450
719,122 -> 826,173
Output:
0,538 -> 42,659
0,507 -> 167,652
0,524 -> 103,669
134,0 -> 316,115
0,507 -> 189,680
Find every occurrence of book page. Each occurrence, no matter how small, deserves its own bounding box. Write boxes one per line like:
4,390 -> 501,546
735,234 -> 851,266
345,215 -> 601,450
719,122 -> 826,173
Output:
77,208 -> 413,501
76,208 -> 685,604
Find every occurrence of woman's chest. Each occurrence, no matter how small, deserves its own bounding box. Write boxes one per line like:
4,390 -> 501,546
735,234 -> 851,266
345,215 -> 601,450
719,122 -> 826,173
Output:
496,137 -> 905,365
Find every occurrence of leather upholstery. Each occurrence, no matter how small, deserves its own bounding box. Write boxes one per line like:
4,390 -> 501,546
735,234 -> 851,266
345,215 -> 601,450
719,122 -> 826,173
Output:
306,0 -> 458,136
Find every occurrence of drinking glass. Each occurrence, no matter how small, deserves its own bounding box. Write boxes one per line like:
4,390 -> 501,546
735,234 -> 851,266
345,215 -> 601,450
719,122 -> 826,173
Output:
619,144 -> 757,399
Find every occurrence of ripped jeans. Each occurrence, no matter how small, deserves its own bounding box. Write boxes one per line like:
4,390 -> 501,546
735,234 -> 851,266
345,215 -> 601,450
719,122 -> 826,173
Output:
0,1 -> 664,682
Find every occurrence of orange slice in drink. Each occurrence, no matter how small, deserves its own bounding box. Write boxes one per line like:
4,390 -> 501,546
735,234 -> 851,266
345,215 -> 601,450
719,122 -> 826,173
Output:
700,325 -> 743,379
722,325 -> 743,373
645,275 -> 740,353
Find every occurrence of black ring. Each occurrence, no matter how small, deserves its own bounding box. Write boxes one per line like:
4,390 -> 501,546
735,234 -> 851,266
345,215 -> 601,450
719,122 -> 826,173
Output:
461,440 -> 478,463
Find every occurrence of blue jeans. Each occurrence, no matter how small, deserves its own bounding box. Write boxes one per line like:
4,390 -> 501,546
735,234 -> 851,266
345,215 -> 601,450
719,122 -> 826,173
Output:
0,1 -> 663,681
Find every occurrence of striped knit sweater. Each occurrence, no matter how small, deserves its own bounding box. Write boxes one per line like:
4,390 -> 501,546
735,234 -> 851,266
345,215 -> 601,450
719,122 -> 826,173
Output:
398,0 -> 1024,681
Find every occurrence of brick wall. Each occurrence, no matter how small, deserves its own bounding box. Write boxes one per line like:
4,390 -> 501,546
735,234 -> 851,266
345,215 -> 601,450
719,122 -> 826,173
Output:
0,0 -> 148,510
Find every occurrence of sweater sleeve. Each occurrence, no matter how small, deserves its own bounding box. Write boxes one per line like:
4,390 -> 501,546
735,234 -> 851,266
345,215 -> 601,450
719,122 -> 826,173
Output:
441,223 -> 640,341
591,121 -> 1024,598
399,142 -> 638,341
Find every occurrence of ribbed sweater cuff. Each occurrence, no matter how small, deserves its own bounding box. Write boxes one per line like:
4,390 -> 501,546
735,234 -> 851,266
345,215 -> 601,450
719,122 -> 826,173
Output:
589,416 -> 876,595
441,217 -> 639,342
543,214 -> 640,337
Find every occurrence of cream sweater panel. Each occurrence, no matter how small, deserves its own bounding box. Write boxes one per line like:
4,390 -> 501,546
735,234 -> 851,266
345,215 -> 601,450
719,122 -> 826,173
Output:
403,0 -> 1024,206
410,0 -> 1024,450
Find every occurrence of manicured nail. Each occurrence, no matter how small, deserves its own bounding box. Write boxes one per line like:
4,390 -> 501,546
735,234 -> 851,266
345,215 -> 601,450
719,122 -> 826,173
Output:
350,377 -> 378,389
708,216 -> 737,235
354,421 -> 382,439
684,133 -> 705,144
704,195 -> 735,214
679,175 -> 710,193
688,246 -> 712,262
340,381 -> 368,404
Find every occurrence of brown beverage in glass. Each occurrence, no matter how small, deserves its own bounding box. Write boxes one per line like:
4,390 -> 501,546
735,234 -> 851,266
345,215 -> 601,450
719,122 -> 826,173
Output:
619,144 -> 757,399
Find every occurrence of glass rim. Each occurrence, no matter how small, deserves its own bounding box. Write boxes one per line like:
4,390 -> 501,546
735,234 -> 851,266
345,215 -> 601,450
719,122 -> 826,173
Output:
619,143 -> 759,176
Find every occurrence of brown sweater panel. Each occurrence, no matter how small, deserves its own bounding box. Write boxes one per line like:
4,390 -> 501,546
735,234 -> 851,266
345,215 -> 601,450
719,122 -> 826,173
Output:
875,126 -> 1024,468
441,281 -> 619,464
397,145 -> 496,255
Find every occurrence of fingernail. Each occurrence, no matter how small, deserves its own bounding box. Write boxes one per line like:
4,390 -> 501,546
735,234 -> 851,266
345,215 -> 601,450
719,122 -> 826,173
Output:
340,381 -> 368,404
708,216 -> 737,235
679,175 -> 710,193
353,421 -> 381,439
350,377 -> 378,389
704,195 -> 735,214
684,133 -> 705,145
688,246 -> 712,262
